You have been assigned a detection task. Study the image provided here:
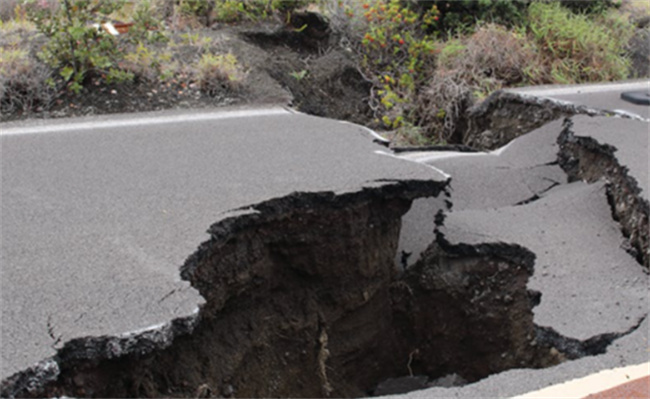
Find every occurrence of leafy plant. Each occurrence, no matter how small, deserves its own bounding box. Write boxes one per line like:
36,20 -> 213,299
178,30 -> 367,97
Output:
357,0 -> 440,129
178,0 -> 213,19
289,69 -> 308,81
127,0 -> 169,44
424,0 -> 530,36
25,0 -> 130,93
212,0 -> 306,23
122,42 -> 173,82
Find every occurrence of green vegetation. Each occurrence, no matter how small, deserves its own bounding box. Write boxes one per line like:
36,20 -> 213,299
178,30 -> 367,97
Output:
197,52 -> 244,94
356,0 -> 439,129
528,1 -> 633,83
0,0 -> 646,144
25,0 -> 130,93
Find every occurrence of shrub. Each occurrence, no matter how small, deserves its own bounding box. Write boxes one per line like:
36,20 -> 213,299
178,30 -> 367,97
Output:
127,0 -> 169,44
197,52 -> 245,95
443,24 -> 543,91
418,0 -> 530,36
122,43 -> 174,83
0,4 -> 37,48
558,0 -> 621,15
355,0 -> 440,129
0,48 -> 58,115
414,23 -> 539,143
25,0 -> 131,93
178,0 -> 213,20
527,1 -> 632,83
413,69 -> 474,144
211,0 -> 309,23
1,0 -> 20,22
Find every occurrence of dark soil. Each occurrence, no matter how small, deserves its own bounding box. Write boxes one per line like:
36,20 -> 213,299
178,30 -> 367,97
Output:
2,14 -> 373,127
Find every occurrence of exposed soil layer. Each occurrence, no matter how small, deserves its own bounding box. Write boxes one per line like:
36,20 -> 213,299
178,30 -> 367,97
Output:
240,18 -> 373,126
463,91 -> 624,151
557,118 -> 649,268
3,181 -> 572,399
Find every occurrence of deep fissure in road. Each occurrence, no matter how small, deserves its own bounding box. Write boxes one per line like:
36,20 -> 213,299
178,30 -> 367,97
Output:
558,118 -> 649,268
3,178 -> 635,398
4,183 -> 572,398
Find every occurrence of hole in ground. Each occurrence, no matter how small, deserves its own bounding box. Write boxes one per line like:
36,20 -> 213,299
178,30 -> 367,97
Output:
19,190 -> 570,398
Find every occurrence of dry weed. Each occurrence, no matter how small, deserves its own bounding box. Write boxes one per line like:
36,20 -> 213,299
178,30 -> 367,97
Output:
414,69 -> 474,144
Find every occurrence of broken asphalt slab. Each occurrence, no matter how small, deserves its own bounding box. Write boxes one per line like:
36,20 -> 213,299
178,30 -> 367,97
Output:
397,120 -> 567,268
400,119 -> 567,212
0,108 -> 448,392
395,83 -> 648,398
439,180 -> 647,340
559,115 -> 649,267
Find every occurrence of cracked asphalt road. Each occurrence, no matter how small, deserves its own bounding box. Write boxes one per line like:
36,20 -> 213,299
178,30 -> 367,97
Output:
396,81 -> 649,398
0,108 -> 446,382
1,80 -> 647,398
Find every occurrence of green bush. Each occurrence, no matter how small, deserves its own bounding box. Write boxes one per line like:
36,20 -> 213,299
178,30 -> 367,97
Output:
178,0 -> 213,19
557,0 -> 621,15
127,0 -> 169,44
356,0 -> 440,129
418,0 -> 530,35
25,0 -> 131,93
212,0 -> 308,23
527,1 -> 632,83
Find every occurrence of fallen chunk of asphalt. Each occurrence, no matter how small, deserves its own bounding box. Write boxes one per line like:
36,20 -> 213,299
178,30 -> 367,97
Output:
621,90 -> 650,105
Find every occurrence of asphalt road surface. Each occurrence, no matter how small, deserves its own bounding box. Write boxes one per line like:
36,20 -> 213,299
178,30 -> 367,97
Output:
396,81 -> 649,398
1,79 -> 648,398
509,80 -> 650,119
1,108 -> 446,382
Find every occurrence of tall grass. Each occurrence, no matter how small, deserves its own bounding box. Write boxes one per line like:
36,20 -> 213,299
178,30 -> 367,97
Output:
527,1 -> 633,83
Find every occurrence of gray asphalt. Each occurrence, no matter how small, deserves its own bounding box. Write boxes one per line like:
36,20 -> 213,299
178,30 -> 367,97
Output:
2,80 -> 648,397
441,181 -> 647,339
570,114 -> 649,200
397,120 -> 567,268
0,108 -> 446,381
508,80 -> 650,120
395,81 -> 649,397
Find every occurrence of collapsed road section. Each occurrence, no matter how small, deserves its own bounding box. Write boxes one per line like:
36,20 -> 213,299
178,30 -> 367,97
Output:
0,108 -> 447,397
4,185 -> 568,398
1,107 -> 569,398
396,99 -> 648,397
2,93 -> 648,398
558,115 -> 649,268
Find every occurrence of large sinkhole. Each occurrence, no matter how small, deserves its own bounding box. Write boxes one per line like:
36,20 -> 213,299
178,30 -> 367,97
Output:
15,188 -> 572,398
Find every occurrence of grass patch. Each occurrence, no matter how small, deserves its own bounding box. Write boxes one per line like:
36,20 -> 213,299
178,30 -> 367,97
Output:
528,1 -> 633,83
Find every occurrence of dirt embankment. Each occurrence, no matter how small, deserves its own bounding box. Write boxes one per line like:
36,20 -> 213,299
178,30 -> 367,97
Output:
2,14 -> 373,127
